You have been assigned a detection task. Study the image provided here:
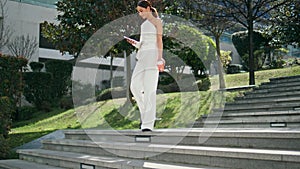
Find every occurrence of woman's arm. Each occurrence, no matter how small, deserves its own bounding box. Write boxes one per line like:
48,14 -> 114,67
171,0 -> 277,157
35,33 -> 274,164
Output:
155,19 -> 164,62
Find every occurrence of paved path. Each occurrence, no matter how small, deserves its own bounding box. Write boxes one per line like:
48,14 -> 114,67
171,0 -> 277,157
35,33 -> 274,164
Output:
14,130 -> 65,150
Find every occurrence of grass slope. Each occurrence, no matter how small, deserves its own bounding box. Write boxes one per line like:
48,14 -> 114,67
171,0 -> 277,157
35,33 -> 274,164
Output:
8,66 -> 300,157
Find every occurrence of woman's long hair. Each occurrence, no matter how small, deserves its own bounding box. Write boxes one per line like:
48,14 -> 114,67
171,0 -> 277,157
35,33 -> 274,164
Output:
137,0 -> 159,18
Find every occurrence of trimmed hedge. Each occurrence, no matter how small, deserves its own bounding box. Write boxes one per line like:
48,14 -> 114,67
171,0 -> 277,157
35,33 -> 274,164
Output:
0,97 -> 13,159
45,60 -> 73,99
0,54 -> 27,159
29,62 -> 44,72
23,72 -> 53,110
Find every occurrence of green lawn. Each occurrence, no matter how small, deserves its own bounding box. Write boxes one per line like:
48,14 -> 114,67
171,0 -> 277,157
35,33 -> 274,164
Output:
7,65 -> 300,158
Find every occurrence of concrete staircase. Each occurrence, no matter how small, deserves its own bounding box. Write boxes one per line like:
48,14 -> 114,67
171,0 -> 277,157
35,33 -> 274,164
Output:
194,75 -> 300,128
1,128 -> 300,169
1,75 -> 300,169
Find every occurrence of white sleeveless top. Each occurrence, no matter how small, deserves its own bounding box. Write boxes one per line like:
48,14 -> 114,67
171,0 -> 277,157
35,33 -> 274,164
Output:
140,19 -> 157,49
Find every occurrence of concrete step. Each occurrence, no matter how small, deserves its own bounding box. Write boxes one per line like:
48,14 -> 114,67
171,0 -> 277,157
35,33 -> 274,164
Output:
194,120 -> 300,128
269,75 -> 300,83
18,149 -> 224,169
227,96 -> 300,106
62,128 -> 300,150
235,91 -> 300,102
28,140 -> 300,169
198,110 -> 300,128
220,102 -> 300,113
247,85 -> 300,95
258,81 -> 300,90
0,159 -> 65,169
206,113 -> 300,124
215,110 -> 300,118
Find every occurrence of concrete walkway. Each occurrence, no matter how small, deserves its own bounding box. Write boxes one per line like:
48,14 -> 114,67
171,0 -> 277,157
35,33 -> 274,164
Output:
14,130 -> 64,150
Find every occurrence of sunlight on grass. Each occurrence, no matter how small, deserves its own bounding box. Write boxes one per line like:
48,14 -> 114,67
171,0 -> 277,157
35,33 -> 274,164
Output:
211,65 -> 300,88
8,66 -> 300,153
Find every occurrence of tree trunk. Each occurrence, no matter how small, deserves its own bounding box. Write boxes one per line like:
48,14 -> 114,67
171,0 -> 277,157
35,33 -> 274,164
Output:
110,53 -> 113,86
248,0 -> 255,85
215,36 -> 226,89
125,50 -> 132,102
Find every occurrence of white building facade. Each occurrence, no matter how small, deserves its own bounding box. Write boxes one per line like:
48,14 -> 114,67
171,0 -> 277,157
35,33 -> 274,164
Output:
1,0 -> 131,90
1,0 -> 59,61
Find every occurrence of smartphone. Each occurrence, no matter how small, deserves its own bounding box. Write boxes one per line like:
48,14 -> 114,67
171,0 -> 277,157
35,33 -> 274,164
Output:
124,36 -> 135,41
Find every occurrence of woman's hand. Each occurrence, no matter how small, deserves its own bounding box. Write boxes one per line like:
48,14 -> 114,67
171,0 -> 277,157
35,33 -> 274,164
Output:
157,58 -> 165,72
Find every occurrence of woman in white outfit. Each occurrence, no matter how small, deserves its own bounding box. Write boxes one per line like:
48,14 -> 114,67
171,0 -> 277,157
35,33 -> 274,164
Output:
126,0 -> 165,132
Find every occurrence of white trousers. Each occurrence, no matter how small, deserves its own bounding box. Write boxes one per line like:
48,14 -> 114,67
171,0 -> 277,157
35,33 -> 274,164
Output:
130,48 -> 159,130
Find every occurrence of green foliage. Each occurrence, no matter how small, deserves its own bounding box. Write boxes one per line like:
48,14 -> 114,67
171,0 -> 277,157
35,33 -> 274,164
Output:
196,77 -> 211,91
232,30 -> 270,70
41,0 -> 138,57
270,58 -> 286,69
220,50 -> 232,68
0,97 -> 13,138
266,0 -> 299,45
0,54 -> 28,103
17,106 -> 38,121
164,24 -> 216,77
23,72 -> 53,110
226,64 -> 244,74
0,54 -> 27,159
0,135 -> 10,160
60,96 -> 74,110
0,97 -> 13,160
96,87 -> 126,101
29,62 -> 44,72
45,60 -> 73,99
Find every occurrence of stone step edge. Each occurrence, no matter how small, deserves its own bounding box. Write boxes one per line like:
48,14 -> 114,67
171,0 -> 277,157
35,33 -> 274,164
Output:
198,120 -> 300,125
229,97 -> 300,105
269,75 -> 300,82
18,149 -> 222,169
207,110 -> 300,118
41,139 -> 300,163
63,128 -> 300,138
249,87 -> 300,94
220,103 -> 300,111
241,91 -> 300,99
260,80 -> 300,87
0,159 -> 65,169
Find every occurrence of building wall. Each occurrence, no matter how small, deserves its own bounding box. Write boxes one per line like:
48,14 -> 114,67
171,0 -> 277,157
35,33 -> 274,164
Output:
2,0 -> 58,61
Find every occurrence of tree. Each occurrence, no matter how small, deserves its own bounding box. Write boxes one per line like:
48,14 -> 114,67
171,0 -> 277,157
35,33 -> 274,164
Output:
191,0 -> 238,89
266,0 -> 299,45
164,23 -> 216,77
0,55 -> 25,158
7,34 -> 38,59
232,30 -> 270,70
162,0 -> 239,89
0,0 -> 11,51
218,0 -> 291,85
41,0 -> 138,57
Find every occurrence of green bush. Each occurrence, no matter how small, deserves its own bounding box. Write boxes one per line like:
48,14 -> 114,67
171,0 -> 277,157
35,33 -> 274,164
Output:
29,62 -> 44,72
0,97 -> 13,138
60,96 -> 74,110
158,82 -> 180,93
0,97 -> 13,159
270,59 -> 285,69
195,77 -> 211,91
232,31 -> 270,70
16,106 -> 37,121
227,64 -> 244,74
0,135 -> 10,160
96,87 -> 126,101
45,60 -> 73,99
23,72 -> 53,110
0,54 -> 28,107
